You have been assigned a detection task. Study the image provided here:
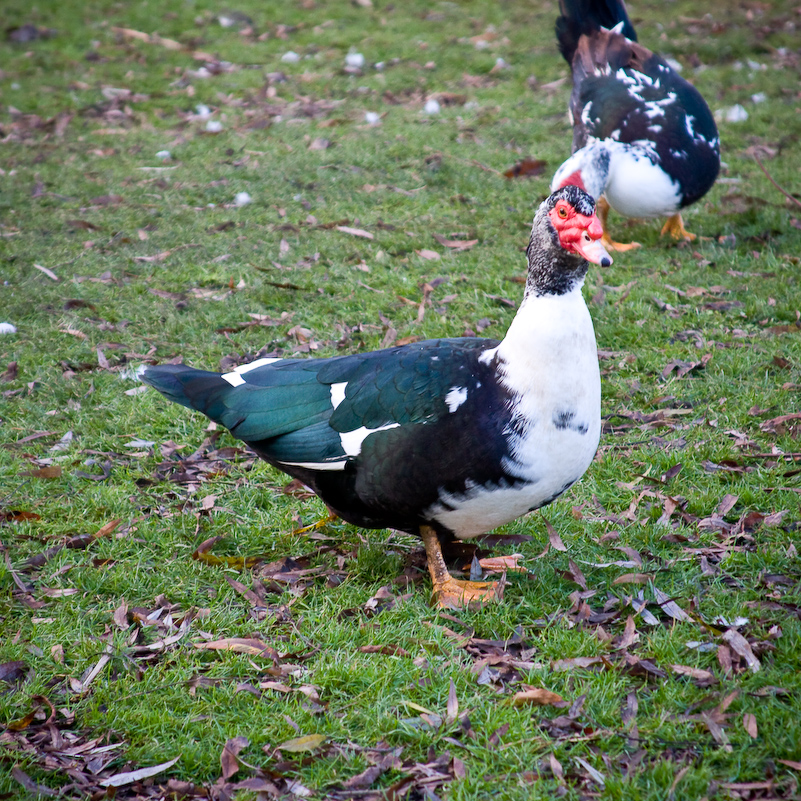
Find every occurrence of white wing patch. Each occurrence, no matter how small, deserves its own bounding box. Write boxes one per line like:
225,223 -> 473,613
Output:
330,382 -> 347,410
221,357 -> 282,387
340,423 -> 400,457
445,386 -> 468,413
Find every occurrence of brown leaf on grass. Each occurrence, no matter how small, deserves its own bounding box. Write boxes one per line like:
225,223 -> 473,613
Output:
220,736 -> 249,780
100,756 -> 181,788
760,413 -> 801,437
0,660 -> 28,684
432,233 -> 478,250
503,158 -> 547,179
613,573 -> 651,585
562,559 -> 587,590
194,637 -> 279,661
416,248 -> 441,260
359,644 -> 411,657
778,760 -> 801,771
670,664 -> 718,686
511,687 -> 564,707
551,656 -> 603,672
613,616 -> 639,650
20,465 -> 62,479
1,361 -> 18,382
545,518 -> 567,551
11,767 -> 56,797
90,194 -> 123,206
743,712 -> 758,738
440,679 -> 458,724
277,733 -> 327,753
722,628 -> 760,672
336,225 -> 373,239
653,586 -> 692,623
308,137 -> 331,150
717,644 -> 733,676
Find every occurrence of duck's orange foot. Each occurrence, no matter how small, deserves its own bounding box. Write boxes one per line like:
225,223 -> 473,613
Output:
596,196 -> 641,253
601,234 -> 641,252
660,213 -> 696,241
292,511 -> 338,535
431,576 -> 504,610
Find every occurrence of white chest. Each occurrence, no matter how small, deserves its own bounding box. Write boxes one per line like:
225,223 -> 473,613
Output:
605,144 -> 681,218
428,286 -> 601,539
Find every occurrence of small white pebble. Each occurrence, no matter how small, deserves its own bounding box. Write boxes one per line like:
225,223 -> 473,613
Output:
746,59 -> 765,71
464,100 -> 479,110
207,203 -> 216,208
195,103 -> 211,117
281,51 -> 301,63
235,192 -> 252,206
0,322 -> 17,335
345,52 -> 365,68
725,104 -> 749,123
155,150 -> 171,160
192,67 -> 212,79
364,111 -> 381,125
374,61 -> 385,71
751,92 -> 767,104
423,98 -> 441,114
665,57 -> 683,73
218,14 -> 235,28
494,57 -> 509,69
11,82 -> 20,90
205,120 -> 224,133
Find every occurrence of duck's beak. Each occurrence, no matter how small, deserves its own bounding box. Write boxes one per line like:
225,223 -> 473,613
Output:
573,215 -> 612,266
574,229 -> 613,266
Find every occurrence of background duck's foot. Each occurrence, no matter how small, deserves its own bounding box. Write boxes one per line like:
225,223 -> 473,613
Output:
661,213 -> 696,241
596,197 -> 640,252
431,576 -> 504,610
601,234 -> 641,252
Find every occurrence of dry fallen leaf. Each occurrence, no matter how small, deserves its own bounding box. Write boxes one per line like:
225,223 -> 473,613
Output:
100,756 -> 180,788
416,248 -> 441,260
336,225 -> 373,240
722,628 -> 760,672
277,733 -> 327,753
220,736 -> 249,780
503,158 -> 547,179
194,637 -> 279,660
743,712 -> 758,738
511,687 -> 564,707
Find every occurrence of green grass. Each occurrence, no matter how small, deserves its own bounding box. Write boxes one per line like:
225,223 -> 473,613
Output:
1,0 -> 801,798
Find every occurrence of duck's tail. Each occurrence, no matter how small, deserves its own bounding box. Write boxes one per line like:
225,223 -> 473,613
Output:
555,0 -> 637,64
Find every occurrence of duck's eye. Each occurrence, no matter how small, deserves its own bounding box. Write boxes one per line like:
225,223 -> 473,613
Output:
557,205 -> 569,219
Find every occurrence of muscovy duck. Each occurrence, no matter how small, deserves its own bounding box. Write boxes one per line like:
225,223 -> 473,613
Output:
550,0 -> 720,250
142,186 -> 611,609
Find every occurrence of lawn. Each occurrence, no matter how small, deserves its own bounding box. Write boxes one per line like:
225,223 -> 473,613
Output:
1,0 -> 800,798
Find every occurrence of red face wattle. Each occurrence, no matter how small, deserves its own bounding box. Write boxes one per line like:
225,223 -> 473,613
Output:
548,200 -> 612,267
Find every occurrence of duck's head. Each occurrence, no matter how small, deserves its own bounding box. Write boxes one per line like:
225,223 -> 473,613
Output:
525,186 -> 612,297
544,185 -> 612,266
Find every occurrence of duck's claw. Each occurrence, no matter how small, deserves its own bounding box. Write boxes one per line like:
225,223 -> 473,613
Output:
660,213 -> 696,241
431,576 -> 504,610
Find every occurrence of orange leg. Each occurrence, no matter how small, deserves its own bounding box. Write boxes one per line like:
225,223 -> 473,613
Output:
660,212 -> 697,242
597,197 -> 641,252
420,525 -> 504,610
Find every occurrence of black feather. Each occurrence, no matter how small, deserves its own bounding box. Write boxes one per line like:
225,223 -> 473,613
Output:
556,0 -> 637,63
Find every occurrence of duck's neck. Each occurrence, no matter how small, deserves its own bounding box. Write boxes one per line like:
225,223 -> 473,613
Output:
524,221 -> 589,299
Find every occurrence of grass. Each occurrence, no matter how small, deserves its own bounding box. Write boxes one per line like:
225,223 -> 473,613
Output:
1,0 -> 801,798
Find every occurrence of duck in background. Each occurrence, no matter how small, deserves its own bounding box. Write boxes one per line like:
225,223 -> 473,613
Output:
142,187 -> 611,610
551,0 -> 720,250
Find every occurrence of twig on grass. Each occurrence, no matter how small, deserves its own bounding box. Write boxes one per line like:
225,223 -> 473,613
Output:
753,154 -> 801,210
